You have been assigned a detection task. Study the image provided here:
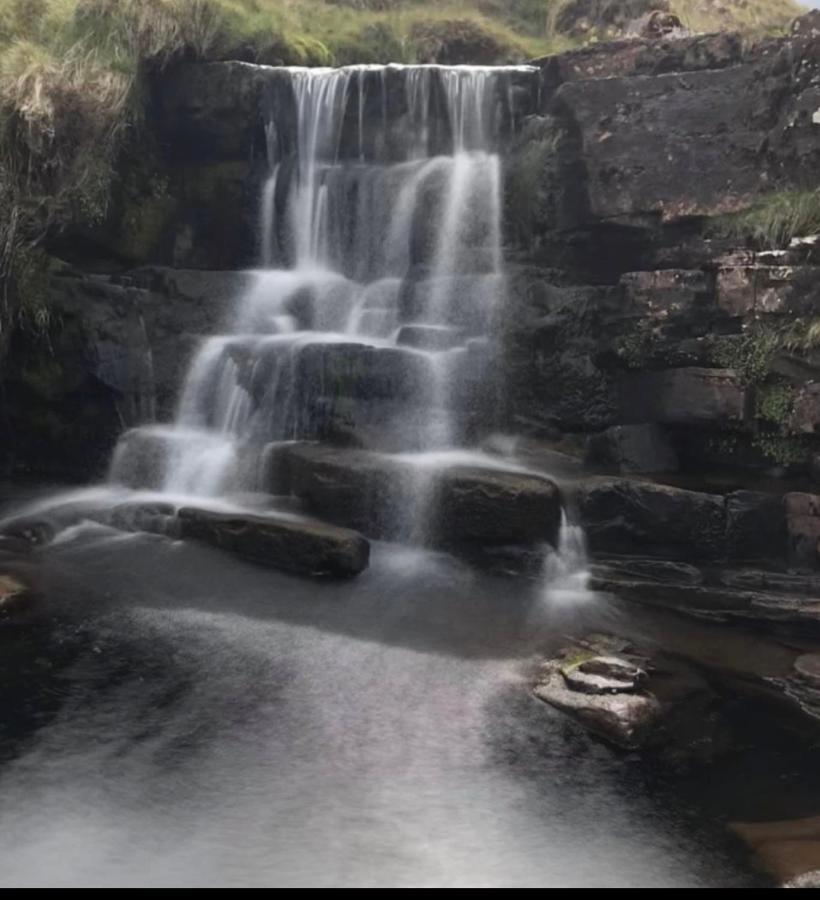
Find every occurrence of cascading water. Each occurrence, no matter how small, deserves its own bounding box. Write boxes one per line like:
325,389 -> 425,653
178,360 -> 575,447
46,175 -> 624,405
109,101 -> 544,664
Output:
106,62 -> 589,588
110,66 -> 522,494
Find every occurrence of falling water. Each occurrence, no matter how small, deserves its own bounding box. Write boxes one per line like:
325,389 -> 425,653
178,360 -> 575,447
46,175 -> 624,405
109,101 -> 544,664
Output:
109,64 -> 533,503
104,61 -> 592,587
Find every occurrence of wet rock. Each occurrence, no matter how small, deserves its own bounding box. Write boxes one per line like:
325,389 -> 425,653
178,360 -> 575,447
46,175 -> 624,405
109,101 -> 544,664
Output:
591,556 -> 704,586
726,491 -> 787,561
619,368 -> 747,428
433,466 -> 562,548
575,477 -> 726,561
535,635 -> 740,764
107,502 -> 179,537
534,658 -> 661,749
731,817 -> 820,887
284,444 -> 562,549
785,493 -> 820,569
561,655 -> 646,694
794,655 -> 820,689
585,424 -> 679,474
0,518 -> 56,548
178,507 -> 370,578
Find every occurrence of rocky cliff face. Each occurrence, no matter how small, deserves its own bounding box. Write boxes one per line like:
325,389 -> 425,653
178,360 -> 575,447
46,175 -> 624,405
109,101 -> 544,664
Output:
5,18 -> 820,563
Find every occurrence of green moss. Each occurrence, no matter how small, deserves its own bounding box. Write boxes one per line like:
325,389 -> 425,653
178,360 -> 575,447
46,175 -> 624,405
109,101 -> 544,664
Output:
712,329 -> 780,387
753,432 -> 810,467
755,383 -> 796,425
616,323 -> 656,370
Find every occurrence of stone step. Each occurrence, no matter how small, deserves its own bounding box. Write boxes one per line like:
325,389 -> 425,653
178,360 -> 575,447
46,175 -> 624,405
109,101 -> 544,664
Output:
280,443 -> 562,549
178,507 -> 370,578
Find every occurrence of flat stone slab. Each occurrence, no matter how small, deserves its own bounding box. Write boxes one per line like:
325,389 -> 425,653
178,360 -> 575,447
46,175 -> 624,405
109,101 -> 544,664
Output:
178,507 -> 369,578
284,444 -> 562,548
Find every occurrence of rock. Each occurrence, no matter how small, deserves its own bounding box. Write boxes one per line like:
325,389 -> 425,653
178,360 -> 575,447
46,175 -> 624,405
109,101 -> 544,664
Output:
785,493 -> 820,569
3,268 -> 239,478
0,518 -> 55,548
543,48 -> 820,227
716,265 -> 820,317
619,368 -> 747,427
792,11 -> 820,39
575,477 -> 727,560
620,269 -> 713,320
433,465 -> 562,548
177,507 -> 370,578
731,817 -> 820,887
794,654 -> 820,688
284,444 -> 563,548
107,501 -> 179,537
627,11 -> 688,40
586,424 -> 679,474
561,655 -> 646,694
535,657 -> 661,749
725,491 -> 787,561
792,384 -> 820,435
534,32 -> 742,92
592,556 -> 704,585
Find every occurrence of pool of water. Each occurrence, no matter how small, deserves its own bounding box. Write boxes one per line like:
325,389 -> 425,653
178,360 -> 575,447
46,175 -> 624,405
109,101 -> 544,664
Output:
0,517 -> 767,887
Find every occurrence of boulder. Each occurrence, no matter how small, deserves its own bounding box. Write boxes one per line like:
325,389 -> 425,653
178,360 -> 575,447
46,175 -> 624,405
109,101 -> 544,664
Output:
177,507 -> 370,578
619,368 -> 747,427
535,659 -> 660,749
285,444 -> 413,539
585,424 -> 679,474
575,477 -> 727,560
432,465 -> 562,548
284,444 -> 563,548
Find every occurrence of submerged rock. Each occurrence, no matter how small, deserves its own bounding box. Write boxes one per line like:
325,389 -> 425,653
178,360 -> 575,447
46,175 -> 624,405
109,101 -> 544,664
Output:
178,507 -> 370,578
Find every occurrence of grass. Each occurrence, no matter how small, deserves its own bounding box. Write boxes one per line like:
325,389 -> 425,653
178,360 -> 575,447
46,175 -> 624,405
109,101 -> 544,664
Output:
712,189 -> 820,249
0,0 -> 809,336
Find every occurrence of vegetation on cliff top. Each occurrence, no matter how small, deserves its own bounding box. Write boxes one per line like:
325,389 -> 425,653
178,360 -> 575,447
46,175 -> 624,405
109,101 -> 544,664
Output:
0,0 -> 809,335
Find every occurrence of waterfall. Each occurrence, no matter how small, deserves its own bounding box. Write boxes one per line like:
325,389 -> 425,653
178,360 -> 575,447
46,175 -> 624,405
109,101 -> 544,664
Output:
104,62 -> 592,574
